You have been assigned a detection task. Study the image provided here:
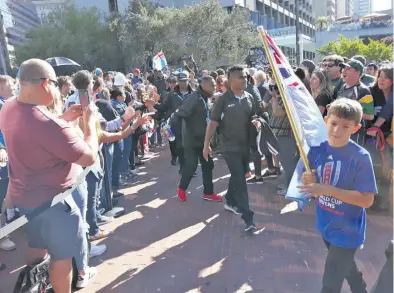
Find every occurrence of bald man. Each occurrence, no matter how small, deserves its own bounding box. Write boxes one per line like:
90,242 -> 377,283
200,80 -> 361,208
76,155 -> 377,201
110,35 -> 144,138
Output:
0,59 -> 99,292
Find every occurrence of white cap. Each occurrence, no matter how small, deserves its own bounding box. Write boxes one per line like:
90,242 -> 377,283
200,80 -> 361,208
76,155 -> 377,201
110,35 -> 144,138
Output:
178,71 -> 190,81
114,72 -> 128,86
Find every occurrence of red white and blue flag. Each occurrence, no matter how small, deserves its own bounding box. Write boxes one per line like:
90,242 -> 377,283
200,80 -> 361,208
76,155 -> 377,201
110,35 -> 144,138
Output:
152,51 -> 168,71
260,28 -> 327,211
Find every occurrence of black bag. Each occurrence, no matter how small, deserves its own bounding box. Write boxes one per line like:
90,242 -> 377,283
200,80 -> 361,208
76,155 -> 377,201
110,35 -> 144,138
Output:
133,125 -> 147,137
13,257 -> 79,293
13,257 -> 53,293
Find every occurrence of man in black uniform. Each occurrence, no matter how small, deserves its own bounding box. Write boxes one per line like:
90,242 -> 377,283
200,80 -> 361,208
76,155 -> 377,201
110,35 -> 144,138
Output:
203,65 -> 261,233
170,76 -> 222,202
155,71 -> 193,172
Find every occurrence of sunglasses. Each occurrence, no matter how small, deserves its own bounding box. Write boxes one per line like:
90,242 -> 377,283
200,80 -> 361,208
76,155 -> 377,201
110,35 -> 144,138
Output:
322,63 -> 336,68
34,78 -> 58,87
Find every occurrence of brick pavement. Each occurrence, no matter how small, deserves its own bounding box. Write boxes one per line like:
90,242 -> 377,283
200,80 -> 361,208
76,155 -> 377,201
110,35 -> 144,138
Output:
0,148 -> 392,293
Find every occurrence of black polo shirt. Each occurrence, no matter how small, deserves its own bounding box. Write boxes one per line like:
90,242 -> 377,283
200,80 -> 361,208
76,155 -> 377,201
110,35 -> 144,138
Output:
210,90 -> 255,152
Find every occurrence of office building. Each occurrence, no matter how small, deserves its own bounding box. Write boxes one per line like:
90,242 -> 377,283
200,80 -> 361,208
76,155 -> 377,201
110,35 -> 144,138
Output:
32,0 -> 67,22
73,0 -> 128,14
0,0 -> 41,74
312,0 -> 336,22
336,0 -> 353,19
354,0 -> 371,17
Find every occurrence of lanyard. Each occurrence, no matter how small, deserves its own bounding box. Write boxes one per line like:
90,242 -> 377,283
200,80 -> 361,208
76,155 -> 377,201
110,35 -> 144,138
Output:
177,92 -> 188,101
200,96 -> 210,124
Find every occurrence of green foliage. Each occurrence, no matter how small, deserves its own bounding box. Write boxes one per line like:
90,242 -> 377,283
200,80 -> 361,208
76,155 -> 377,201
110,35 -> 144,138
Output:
14,0 -> 258,71
315,17 -> 329,31
317,36 -> 393,62
14,5 -> 122,70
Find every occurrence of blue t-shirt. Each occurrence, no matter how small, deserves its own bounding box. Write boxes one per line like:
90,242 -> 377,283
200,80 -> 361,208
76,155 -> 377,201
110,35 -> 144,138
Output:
307,140 -> 378,248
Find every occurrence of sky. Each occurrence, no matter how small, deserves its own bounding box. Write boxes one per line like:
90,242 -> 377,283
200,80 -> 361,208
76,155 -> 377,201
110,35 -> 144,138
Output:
372,0 -> 392,12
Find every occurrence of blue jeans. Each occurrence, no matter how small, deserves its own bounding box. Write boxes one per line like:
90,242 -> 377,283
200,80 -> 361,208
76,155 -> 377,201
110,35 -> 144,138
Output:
121,135 -> 132,174
86,172 -> 102,236
0,178 -> 8,207
104,143 -> 114,185
71,180 -> 89,270
112,140 -> 123,188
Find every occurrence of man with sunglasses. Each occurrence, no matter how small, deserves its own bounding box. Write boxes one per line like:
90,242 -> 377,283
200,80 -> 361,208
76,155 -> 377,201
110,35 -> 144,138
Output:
203,65 -> 261,233
0,59 -> 100,292
321,55 -> 344,99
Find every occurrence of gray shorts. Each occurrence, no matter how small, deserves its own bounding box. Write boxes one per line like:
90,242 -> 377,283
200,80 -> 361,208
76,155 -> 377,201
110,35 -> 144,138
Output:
17,196 -> 87,263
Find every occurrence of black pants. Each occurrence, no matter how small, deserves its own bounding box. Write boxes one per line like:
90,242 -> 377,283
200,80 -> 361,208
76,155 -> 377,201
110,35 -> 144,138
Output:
223,151 -> 254,224
321,239 -> 367,293
169,140 -> 185,171
179,147 -> 214,194
265,152 -> 275,170
251,146 -> 262,177
169,140 -> 177,159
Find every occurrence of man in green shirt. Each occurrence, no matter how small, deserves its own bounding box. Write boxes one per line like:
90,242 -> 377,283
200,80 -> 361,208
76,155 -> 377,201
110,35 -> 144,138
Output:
352,55 -> 376,87
338,59 -> 375,145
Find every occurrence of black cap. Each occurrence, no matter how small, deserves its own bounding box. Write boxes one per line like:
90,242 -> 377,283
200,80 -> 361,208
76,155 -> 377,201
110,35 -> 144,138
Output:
167,75 -> 177,83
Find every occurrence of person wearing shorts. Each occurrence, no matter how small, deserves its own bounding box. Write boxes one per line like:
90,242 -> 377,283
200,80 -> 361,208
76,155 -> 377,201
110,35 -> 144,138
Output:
0,59 -> 100,292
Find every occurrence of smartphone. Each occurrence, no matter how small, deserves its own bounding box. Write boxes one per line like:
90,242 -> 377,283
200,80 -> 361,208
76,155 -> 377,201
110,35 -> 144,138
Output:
79,91 -> 91,110
142,112 -> 156,118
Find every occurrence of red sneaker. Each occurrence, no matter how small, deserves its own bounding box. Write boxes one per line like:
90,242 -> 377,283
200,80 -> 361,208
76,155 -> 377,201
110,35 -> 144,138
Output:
177,186 -> 187,201
203,193 -> 222,202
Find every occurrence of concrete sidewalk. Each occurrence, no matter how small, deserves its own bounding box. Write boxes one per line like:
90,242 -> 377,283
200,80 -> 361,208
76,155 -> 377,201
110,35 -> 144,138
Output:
0,149 -> 392,293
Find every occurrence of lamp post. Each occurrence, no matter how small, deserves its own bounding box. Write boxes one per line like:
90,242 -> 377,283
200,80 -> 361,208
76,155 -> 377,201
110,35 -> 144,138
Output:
295,0 -> 300,65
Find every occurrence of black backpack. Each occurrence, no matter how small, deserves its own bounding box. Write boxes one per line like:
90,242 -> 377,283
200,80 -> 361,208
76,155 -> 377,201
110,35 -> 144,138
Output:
13,257 -> 78,293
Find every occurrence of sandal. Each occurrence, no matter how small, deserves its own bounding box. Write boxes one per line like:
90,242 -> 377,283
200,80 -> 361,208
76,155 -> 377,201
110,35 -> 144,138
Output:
89,230 -> 111,241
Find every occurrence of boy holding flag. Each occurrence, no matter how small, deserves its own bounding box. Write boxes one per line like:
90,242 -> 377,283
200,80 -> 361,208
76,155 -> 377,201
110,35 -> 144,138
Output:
298,99 -> 377,293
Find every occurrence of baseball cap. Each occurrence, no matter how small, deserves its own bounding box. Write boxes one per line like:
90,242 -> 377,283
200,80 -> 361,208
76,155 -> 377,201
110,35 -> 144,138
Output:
178,71 -> 190,81
339,60 -> 364,74
113,72 -> 128,86
167,75 -> 177,83
95,68 -> 103,76
352,55 -> 367,66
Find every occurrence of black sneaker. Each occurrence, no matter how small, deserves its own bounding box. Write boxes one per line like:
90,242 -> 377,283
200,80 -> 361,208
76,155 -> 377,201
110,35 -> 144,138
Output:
247,176 -> 264,184
171,158 -> 177,165
245,222 -> 257,233
261,168 -> 281,178
224,203 -> 242,215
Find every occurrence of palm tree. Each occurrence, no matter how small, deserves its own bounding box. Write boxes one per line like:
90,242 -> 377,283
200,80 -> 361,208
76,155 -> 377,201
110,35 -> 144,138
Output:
315,16 -> 329,31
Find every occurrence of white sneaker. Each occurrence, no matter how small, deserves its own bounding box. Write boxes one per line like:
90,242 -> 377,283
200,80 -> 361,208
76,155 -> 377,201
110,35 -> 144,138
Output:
0,238 -> 16,251
89,244 -> 106,258
129,168 -> 138,175
76,266 -> 98,288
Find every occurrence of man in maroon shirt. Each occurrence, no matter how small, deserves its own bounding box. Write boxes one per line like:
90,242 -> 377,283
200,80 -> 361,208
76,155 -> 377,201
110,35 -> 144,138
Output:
0,59 -> 99,293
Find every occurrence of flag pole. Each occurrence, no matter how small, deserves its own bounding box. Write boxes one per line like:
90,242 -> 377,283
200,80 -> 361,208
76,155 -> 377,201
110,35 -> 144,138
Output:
257,26 -> 311,172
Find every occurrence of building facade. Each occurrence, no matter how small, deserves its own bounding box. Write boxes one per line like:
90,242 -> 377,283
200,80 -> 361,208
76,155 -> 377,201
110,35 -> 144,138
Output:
312,0 -> 336,22
354,0 -> 371,17
0,0 -> 41,74
336,0 -> 353,19
32,0 -> 67,22
73,0 -> 128,14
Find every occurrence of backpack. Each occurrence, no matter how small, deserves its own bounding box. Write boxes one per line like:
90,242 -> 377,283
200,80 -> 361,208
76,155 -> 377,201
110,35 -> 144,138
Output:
13,257 -> 78,293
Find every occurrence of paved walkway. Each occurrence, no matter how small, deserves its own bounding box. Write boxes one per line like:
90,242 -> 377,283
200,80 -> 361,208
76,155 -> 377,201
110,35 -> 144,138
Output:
0,148 -> 392,293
